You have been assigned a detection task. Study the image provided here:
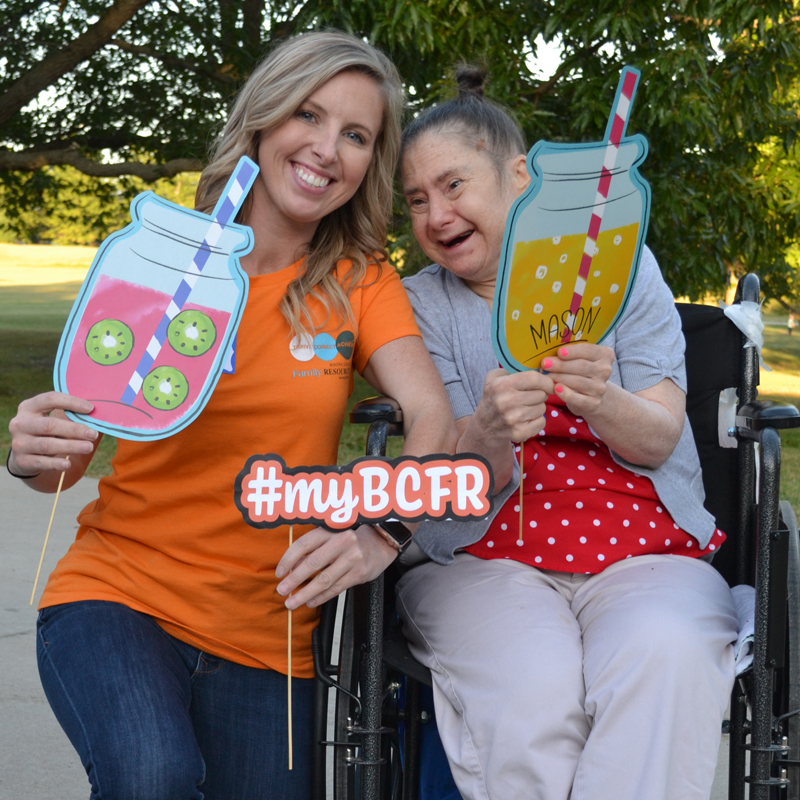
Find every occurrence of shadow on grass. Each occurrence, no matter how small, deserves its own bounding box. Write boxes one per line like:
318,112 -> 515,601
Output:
0,282 -> 84,332
763,326 -> 800,374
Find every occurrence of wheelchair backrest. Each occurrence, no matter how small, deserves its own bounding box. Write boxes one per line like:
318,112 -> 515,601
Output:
676,302 -> 748,587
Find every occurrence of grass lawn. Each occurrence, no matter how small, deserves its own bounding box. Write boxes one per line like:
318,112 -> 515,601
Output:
0,243 -> 796,506
0,242 -> 97,287
759,324 -> 800,509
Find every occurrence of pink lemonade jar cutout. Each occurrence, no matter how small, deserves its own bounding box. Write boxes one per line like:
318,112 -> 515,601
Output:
55,158 -> 257,440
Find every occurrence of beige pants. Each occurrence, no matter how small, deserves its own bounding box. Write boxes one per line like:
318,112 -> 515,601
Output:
396,553 -> 738,800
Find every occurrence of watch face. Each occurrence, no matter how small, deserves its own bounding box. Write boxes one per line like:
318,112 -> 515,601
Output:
379,519 -> 413,546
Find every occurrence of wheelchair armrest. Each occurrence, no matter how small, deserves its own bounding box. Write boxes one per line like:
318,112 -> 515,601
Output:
350,395 -> 404,435
736,400 -> 800,434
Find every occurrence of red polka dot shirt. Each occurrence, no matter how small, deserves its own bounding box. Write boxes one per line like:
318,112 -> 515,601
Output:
465,397 -> 726,573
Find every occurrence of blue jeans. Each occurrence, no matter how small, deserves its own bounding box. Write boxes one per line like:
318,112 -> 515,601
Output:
37,600 -> 312,800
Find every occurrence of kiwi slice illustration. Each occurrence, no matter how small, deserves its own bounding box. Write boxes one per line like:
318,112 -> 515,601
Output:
85,319 -> 134,366
167,310 -> 216,357
142,366 -> 189,411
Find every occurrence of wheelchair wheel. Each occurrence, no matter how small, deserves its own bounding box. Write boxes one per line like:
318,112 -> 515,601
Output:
782,501 -> 800,800
329,586 -> 405,800
333,589 -> 360,799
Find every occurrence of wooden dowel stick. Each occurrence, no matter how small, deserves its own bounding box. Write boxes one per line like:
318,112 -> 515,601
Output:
518,442 -> 524,544
30,457 -> 69,606
287,524 -> 293,771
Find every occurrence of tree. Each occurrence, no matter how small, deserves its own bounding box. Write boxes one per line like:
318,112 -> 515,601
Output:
1,0 -> 799,301
0,167 -> 198,244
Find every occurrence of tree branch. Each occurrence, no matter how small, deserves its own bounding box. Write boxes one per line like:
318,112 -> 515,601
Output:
25,133 -> 157,152
242,0 -> 262,55
0,145 -> 202,180
109,38 -> 236,84
520,43 -> 604,107
0,0 -> 156,129
271,0 -> 314,41
522,60 -> 572,106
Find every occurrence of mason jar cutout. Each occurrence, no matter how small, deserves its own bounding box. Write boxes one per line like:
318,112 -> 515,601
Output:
492,67 -> 650,372
55,157 -> 258,440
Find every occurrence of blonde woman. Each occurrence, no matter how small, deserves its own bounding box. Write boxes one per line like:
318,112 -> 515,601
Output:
8,32 -> 455,799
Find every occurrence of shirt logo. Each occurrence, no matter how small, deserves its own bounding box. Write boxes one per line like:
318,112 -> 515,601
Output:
289,329 -> 355,369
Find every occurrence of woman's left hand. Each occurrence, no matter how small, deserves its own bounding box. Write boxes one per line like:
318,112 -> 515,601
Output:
275,525 -> 398,610
273,336 -> 455,610
543,342 -> 686,469
541,343 -> 614,417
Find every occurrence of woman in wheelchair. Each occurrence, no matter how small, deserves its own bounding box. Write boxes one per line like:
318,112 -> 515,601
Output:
7,33 -> 455,800
396,66 -> 739,800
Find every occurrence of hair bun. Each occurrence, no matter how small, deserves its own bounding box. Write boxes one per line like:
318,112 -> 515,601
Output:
455,65 -> 486,99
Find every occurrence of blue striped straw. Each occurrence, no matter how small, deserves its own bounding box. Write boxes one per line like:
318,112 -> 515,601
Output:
120,156 -> 258,406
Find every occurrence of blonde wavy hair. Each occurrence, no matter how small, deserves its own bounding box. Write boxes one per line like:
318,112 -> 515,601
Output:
196,31 -> 404,337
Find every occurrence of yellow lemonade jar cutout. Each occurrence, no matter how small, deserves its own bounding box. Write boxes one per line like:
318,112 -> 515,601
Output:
492,67 -> 650,372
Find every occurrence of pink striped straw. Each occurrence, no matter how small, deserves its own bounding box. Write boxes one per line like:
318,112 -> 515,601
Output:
561,68 -> 640,344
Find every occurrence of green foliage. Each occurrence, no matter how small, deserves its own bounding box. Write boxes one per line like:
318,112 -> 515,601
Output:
0,168 -> 199,245
1,0 -> 800,301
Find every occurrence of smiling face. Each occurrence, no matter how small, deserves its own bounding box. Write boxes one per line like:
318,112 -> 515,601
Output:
248,70 -> 385,245
402,132 -> 528,300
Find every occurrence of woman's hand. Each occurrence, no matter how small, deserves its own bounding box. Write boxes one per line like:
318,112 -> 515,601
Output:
458,368 -> 554,492
474,368 -> 554,443
541,343 -> 614,418
8,392 -> 100,492
272,336 -> 452,612
275,525 -> 398,609
543,344 -> 685,469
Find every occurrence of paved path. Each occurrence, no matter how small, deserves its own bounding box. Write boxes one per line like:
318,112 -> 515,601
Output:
0,470 -> 735,799
0,470 -> 97,799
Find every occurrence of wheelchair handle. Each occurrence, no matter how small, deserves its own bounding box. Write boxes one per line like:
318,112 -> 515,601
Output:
736,401 -> 800,435
349,396 -> 403,429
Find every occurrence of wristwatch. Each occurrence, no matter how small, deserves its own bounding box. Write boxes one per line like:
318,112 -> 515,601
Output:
372,519 -> 414,553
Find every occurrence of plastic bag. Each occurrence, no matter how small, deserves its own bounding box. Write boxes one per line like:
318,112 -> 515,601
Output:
719,300 -> 772,371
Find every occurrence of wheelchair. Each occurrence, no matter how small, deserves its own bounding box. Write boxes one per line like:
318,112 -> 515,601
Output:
311,273 -> 800,800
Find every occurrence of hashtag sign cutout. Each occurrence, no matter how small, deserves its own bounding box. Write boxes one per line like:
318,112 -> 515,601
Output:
234,454 -> 494,531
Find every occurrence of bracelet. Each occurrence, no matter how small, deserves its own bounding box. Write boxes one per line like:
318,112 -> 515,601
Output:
5,449 -> 41,480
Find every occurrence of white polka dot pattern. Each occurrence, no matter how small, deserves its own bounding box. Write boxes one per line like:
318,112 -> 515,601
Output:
466,399 -> 726,574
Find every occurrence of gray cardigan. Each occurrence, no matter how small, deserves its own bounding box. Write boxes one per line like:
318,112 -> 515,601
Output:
403,247 -> 716,565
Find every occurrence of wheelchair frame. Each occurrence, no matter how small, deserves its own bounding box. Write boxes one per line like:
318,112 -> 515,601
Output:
312,273 -> 800,800
311,398 -> 408,800
718,275 -> 800,800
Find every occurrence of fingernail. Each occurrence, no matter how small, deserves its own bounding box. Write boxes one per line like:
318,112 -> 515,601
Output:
542,358 -> 552,369
277,582 -> 288,596
275,566 -> 285,579
556,385 -> 564,393
559,348 -> 569,357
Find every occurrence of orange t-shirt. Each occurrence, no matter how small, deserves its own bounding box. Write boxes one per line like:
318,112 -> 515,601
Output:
40,258 -> 420,678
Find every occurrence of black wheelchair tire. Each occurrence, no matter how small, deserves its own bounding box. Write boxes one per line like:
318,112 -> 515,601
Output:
333,590 -> 359,800
783,500 -> 800,800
